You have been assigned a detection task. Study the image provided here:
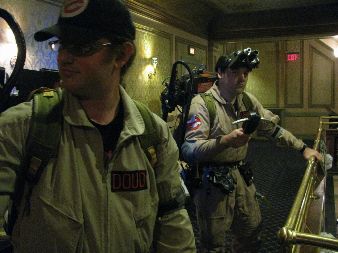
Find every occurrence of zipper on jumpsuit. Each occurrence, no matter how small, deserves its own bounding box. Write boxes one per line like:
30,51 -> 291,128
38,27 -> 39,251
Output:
103,151 -> 111,253
102,140 -> 125,253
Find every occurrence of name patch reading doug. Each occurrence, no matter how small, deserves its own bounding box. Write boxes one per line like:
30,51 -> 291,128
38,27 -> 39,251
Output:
111,170 -> 147,191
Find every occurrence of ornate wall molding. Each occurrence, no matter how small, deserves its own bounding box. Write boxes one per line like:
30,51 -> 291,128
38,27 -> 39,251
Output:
125,0 -> 206,38
309,46 -> 335,108
284,40 -> 304,108
210,3 -> 338,40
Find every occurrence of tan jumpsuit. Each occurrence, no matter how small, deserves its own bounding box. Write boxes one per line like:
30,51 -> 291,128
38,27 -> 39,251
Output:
0,86 -> 196,253
181,84 -> 305,253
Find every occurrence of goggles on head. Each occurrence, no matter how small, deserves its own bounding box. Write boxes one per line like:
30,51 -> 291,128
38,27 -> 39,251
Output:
228,48 -> 260,70
215,48 -> 260,73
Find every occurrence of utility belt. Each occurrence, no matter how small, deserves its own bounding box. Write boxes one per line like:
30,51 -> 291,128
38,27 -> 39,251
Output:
201,161 -> 254,194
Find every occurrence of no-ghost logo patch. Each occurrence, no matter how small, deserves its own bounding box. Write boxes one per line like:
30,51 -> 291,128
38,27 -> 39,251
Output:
187,115 -> 202,130
62,0 -> 89,18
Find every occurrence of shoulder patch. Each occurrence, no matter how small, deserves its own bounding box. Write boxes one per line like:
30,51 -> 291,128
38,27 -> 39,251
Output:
187,115 -> 202,130
62,0 -> 89,17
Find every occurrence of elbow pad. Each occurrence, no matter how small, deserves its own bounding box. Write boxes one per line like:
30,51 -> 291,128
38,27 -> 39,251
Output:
157,186 -> 186,217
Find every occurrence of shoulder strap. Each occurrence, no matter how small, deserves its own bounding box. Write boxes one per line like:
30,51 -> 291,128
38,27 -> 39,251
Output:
200,92 -> 253,127
200,93 -> 216,127
5,88 -> 63,235
25,88 -> 63,183
133,100 -> 159,167
242,92 -> 254,111
133,100 -> 186,216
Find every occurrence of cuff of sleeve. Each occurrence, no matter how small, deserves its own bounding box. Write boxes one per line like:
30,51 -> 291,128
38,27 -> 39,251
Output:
300,144 -> 307,154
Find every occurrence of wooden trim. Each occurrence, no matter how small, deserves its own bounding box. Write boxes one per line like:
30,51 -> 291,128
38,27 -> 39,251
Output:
309,46 -> 335,108
209,3 -> 338,40
275,41 -> 280,108
284,111 -> 327,117
301,40 -> 305,108
134,23 -> 172,41
125,1 -> 206,39
284,40 -> 304,108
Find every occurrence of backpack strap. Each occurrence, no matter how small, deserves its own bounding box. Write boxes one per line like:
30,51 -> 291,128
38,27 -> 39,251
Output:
5,88 -> 63,235
200,92 -> 254,128
200,93 -> 216,128
133,100 -> 187,216
25,88 -> 63,183
134,100 -> 188,216
242,92 -> 254,112
133,100 -> 159,167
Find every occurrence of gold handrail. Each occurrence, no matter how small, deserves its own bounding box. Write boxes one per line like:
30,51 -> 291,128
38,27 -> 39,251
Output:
278,228 -> 338,251
278,116 -> 338,252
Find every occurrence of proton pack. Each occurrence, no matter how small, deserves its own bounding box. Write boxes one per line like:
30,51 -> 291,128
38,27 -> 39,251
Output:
160,61 -> 217,151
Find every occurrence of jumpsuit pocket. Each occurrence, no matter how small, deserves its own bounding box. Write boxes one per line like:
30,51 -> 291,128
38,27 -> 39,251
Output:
134,209 -> 153,253
39,194 -> 84,252
133,194 -> 154,253
114,190 -> 154,253
234,184 -> 262,236
237,183 -> 260,216
13,192 -> 84,253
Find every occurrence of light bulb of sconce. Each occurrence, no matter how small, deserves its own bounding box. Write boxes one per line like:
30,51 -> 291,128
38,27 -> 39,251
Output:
146,57 -> 158,79
151,57 -> 158,69
148,67 -> 155,79
144,65 -> 155,79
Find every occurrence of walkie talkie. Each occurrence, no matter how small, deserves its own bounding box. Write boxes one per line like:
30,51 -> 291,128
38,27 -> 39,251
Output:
232,112 -> 261,134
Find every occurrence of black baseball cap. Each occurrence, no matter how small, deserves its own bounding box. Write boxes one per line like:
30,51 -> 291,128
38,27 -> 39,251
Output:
34,0 -> 135,42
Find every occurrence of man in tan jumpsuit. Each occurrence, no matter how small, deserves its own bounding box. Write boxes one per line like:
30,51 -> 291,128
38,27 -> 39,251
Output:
181,48 -> 322,253
0,0 -> 196,252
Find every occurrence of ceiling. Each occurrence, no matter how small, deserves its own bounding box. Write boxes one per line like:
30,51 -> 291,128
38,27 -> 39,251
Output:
206,0 -> 338,13
125,0 -> 338,40
41,0 -> 338,40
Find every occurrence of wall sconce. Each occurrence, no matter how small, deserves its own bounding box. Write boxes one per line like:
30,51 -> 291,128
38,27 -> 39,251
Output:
148,57 -> 158,79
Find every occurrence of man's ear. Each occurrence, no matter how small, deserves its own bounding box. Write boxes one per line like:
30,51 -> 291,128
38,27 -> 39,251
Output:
115,42 -> 135,68
217,69 -> 225,79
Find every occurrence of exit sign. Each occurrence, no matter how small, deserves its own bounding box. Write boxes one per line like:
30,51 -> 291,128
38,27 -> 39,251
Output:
286,53 -> 300,62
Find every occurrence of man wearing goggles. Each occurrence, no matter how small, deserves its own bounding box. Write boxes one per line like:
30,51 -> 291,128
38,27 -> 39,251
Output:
181,48 -> 321,252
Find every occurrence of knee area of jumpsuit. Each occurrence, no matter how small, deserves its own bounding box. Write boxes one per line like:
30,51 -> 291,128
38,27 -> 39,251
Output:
232,231 -> 262,253
231,216 -> 262,240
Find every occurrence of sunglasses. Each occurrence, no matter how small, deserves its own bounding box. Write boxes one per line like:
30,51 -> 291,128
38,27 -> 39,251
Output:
48,39 -> 113,56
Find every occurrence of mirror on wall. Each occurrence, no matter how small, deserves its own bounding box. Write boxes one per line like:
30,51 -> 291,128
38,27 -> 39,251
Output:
0,9 -> 59,113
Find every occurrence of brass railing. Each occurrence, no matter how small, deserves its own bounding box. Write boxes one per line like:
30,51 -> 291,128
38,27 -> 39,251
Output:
278,116 -> 338,252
